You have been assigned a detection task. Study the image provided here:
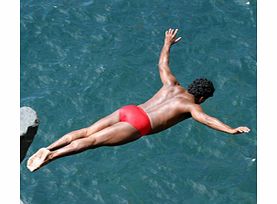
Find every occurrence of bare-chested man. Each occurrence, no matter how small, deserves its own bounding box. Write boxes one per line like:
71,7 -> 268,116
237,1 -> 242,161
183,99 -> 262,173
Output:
27,28 -> 250,172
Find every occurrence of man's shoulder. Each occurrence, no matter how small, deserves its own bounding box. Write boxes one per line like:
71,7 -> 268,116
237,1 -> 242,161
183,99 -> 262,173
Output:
181,102 -> 202,113
162,83 -> 187,90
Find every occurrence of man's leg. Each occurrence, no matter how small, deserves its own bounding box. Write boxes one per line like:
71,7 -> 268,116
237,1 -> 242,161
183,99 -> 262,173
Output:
46,110 -> 120,151
27,122 -> 141,172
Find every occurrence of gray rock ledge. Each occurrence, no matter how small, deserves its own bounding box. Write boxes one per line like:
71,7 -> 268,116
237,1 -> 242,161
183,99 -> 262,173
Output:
20,107 -> 39,162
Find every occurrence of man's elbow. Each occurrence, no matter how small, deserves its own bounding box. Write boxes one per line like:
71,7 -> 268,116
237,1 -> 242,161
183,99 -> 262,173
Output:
193,114 -> 212,126
158,59 -> 168,68
203,116 -> 219,127
158,62 -> 165,70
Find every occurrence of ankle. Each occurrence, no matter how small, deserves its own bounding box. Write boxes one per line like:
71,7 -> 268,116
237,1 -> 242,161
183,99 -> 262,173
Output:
46,151 -> 54,160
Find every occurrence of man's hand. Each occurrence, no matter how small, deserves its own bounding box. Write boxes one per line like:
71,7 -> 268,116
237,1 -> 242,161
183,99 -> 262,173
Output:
164,28 -> 182,46
231,126 -> 251,135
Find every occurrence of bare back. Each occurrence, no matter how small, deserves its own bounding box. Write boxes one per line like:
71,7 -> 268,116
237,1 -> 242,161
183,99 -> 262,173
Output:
138,84 -> 194,134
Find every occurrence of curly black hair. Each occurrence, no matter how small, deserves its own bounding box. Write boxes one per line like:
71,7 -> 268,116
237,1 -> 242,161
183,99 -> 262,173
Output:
188,78 -> 215,100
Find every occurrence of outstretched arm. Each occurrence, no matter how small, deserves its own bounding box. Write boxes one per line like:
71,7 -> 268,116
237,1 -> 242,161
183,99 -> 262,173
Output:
158,28 -> 182,86
190,105 -> 250,135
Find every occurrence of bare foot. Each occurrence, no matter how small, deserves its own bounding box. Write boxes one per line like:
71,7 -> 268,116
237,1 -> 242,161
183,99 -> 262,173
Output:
27,148 -> 51,172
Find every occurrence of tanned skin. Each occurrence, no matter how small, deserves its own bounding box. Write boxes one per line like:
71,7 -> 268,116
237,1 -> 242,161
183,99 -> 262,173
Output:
27,28 -> 250,172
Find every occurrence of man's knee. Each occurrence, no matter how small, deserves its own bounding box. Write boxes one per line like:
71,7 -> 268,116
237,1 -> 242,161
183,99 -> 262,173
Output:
70,137 -> 97,150
81,128 -> 89,137
70,140 -> 82,151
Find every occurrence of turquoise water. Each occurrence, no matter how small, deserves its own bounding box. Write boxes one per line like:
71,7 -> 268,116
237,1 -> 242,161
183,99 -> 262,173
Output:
20,0 -> 256,203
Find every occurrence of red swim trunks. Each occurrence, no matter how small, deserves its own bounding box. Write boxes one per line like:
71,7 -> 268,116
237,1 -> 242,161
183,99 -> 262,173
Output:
119,105 -> 151,136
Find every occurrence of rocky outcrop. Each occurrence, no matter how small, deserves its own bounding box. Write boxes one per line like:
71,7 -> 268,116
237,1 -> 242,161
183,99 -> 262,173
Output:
20,107 -> 39,162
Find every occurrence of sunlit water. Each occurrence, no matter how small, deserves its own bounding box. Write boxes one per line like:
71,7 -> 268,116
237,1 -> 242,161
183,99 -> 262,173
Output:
21,0 -> 256,203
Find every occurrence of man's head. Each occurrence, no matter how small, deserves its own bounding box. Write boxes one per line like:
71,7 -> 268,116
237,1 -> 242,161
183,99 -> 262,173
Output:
188,78 -> 215,104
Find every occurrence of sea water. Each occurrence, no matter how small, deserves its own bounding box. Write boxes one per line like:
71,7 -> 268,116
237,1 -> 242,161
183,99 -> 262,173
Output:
20,0 -> 256,203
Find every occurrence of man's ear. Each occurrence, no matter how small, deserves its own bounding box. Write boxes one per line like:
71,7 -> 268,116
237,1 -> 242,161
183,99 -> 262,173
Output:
199,96 -> 205,103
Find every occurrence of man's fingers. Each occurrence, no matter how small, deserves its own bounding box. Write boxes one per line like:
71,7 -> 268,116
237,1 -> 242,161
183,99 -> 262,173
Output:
238,126 -> 251,133
166,28 -> 179,35
238,129 -> 243,133
245,128 -> 250,133
173,29 -> 178,37
165,28 -> 181,44
175,37 -> 182,43
242,127 -> 250,132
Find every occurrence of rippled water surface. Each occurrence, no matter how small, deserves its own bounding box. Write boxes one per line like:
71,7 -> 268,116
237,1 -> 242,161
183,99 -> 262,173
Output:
21,0 -> 256,203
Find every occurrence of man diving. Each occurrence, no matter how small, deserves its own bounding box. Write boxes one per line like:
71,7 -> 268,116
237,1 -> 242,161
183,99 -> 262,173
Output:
27,28 -> 250,172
